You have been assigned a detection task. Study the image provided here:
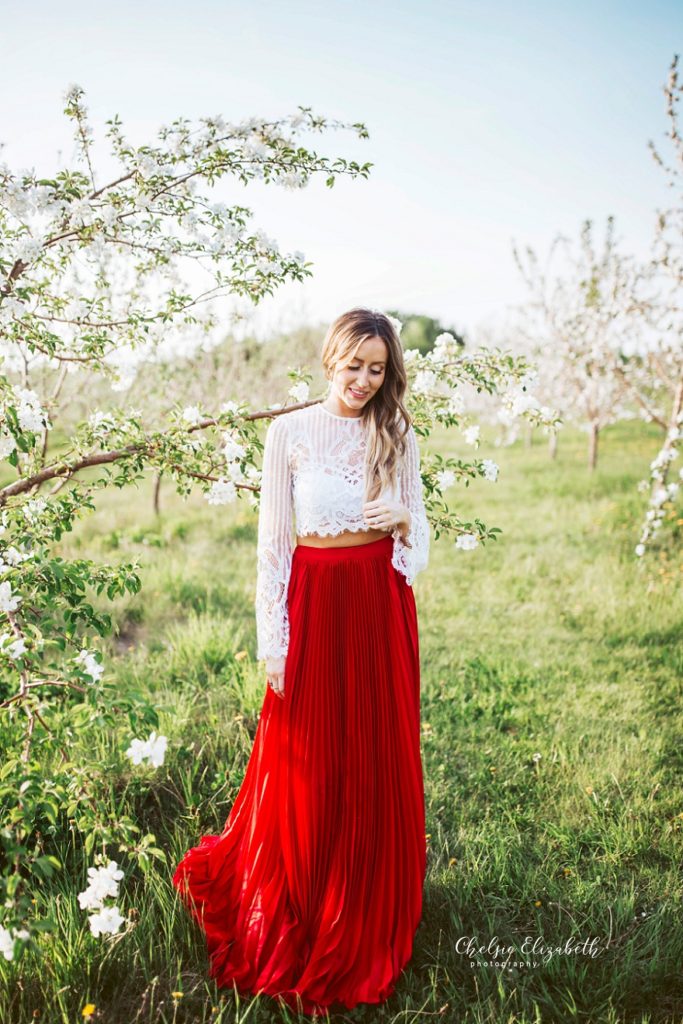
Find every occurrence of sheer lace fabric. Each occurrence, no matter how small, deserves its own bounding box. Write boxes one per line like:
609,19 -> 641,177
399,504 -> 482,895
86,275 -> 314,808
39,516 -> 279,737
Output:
255,402 -> 430,661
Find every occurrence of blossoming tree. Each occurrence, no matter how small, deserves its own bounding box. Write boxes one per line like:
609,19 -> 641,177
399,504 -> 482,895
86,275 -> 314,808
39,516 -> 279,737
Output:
0,87 -> 556,960
631,55 -> 683,555
511,216 -> 645,472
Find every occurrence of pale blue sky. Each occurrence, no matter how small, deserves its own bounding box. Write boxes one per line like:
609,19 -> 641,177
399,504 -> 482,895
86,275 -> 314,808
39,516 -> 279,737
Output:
1,0 -> 680,338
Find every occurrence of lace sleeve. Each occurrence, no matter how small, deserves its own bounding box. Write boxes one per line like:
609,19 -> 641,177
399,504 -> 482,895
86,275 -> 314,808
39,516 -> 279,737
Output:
255,414 -> 294,661
391,424 -> 430,585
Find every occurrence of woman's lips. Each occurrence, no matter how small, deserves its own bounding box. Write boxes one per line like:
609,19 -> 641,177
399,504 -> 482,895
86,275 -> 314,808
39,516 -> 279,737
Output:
349,389 -> 367,398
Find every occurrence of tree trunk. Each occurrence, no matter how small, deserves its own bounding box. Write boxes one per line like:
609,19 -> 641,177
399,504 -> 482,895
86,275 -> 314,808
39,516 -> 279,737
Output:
651,376 -> 683,496
588,421 -> 599,471
548,431 -> 558,460
524,423 -> 533,449
153,471 -> 162,516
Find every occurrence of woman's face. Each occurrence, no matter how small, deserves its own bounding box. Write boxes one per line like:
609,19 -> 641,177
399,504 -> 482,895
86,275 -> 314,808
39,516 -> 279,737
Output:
330,335 -> 388,413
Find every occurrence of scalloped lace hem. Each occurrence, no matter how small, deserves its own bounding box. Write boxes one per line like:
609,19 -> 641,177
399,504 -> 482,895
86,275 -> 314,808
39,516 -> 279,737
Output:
295,523 -> 389,539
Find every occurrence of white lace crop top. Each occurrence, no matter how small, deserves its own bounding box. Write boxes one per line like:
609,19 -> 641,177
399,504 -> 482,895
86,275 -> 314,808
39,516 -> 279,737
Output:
255,401 -> 430,661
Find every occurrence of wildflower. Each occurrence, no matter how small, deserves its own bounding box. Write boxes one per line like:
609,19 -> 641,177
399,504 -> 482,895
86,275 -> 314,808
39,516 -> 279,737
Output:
88,904 -> 125,937
125,730 -> 168,768
0,925 -> 15,961
78,861 -> 124,910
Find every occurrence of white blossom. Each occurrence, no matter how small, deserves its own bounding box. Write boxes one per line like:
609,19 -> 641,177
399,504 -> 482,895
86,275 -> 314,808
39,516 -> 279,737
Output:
481,458 -> 499,481
508,391 -> 541,416
288,381 -> 310,404
446,392 -> 465,415
78,861 -> 124,911
206,477 -> 237,505
88,904 -> 125,937
3,546 -> 30,567
0,295 -> 25,321
110,365 -> 137,392
88,411 -> 117,431
13,237 -> 43,264
412,369 -> 438,395
0,925 -> 16,961
436,469 -> 456,491
14,388 -> 47,433
455,532 -> 479,551
225,460 -> 246,483
0,634 -> 26,659
222,432 -> 246,461
463,425 -> 480,446
75,649 -> 104,681
22,497 -> 47,523
0,581 -> 21,613
0,432 -> 16,460
125,730 -> 168,768
181,406 -> 202,425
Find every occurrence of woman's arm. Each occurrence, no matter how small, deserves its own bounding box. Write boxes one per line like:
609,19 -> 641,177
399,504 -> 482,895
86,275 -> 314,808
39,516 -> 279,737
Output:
255,415 -> 294,661
391,425 -> 430,584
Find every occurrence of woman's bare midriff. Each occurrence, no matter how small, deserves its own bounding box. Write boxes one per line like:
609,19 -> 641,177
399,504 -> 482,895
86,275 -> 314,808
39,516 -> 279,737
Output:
296,527 -> 390,548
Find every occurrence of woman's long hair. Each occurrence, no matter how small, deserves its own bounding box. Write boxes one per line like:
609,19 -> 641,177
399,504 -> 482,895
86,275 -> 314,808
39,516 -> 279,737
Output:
320,307 -> 412,503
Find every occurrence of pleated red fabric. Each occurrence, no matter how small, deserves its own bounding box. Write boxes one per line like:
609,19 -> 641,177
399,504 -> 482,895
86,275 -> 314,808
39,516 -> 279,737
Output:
172,534 -> 426,1016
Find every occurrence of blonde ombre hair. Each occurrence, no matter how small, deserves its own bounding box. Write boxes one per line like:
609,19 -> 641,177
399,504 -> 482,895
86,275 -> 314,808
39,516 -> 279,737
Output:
320,307 -> 412,502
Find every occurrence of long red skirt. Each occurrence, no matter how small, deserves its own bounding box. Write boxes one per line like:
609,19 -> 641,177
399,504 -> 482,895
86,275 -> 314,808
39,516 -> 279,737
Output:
172,533 -> 426,1015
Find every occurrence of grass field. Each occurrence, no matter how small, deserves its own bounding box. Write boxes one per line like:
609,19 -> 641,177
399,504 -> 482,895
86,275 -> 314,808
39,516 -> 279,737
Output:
3,417 -> 683,1023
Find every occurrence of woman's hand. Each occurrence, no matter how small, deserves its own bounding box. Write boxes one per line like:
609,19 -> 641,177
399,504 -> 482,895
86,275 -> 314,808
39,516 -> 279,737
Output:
265,655 -> 286,699
363,500 -> 412,546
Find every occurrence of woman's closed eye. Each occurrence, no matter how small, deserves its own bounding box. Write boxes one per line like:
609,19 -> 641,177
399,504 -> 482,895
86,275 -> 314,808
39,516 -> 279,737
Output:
349,365 -> 383,374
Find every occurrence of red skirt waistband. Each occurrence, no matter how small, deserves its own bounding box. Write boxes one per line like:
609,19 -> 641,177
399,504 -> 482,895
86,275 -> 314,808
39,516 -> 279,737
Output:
293,533 -> 393,564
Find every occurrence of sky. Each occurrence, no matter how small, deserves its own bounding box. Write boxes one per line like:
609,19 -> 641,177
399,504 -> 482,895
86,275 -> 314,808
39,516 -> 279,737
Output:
1,0 -> 681,341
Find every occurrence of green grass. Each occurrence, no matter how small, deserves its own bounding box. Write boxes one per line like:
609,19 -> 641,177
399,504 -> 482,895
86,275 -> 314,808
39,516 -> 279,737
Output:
3,418 -> 683,1023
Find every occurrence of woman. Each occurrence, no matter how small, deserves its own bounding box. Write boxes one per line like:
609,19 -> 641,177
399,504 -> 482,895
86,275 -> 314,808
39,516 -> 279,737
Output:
173,307 -> 430,1016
